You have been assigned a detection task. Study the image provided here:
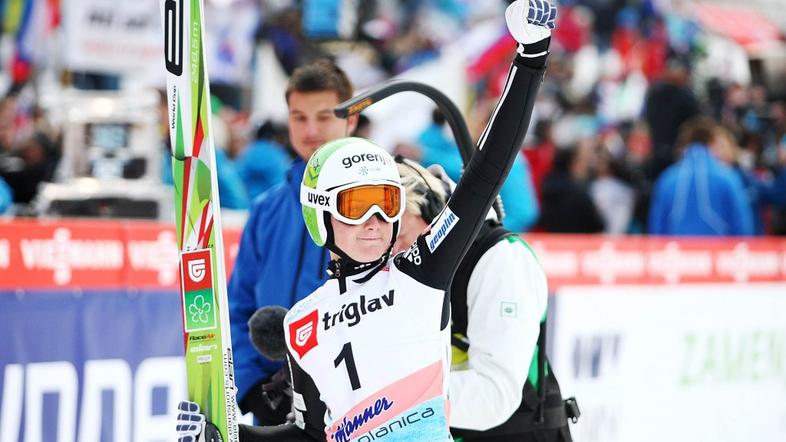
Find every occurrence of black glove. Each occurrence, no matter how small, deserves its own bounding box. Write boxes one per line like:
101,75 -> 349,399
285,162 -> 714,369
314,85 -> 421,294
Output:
239,366 -> 293,425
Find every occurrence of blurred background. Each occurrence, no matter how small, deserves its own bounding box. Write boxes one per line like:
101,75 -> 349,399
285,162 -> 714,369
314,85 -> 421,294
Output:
1,0 -> 785,441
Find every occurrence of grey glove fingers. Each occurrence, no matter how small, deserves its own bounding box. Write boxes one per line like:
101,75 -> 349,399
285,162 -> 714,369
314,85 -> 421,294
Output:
178,412 -> 206,424
527,0 -> 557,29
176,400 -> 205,441
178,400 -> 201,413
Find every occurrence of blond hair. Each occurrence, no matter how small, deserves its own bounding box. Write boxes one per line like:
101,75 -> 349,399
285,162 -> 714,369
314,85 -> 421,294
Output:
396,160 -> 447,222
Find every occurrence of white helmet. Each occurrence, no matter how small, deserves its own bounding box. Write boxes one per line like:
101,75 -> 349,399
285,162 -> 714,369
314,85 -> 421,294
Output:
300,137 -> 405,260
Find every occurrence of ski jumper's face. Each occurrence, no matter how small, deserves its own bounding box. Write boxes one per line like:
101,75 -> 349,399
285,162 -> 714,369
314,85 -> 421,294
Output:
288,90 -> 358,160
331,214 -> 393,263
393,211 -> 428,255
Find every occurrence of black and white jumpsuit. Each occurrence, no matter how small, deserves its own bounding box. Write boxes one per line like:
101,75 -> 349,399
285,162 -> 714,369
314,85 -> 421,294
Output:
239,38 -> 550,442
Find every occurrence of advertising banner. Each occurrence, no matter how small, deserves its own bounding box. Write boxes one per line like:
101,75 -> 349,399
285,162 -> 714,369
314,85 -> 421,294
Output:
2,220 -> 786,440
0,220 -> 240,290
551,284 -> 786,442
62,0 -> 164,74
0,289 -> 185,442
0,220 -> 241,441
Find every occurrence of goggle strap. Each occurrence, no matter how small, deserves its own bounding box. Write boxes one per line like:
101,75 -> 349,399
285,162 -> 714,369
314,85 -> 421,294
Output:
300,186 -> 333,209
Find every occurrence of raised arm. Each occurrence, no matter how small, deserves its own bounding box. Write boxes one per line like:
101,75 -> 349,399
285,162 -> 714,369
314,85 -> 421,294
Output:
398,0 -> 556,289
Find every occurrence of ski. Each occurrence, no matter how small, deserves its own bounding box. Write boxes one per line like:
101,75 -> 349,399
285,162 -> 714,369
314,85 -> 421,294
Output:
160,0 -> 238,440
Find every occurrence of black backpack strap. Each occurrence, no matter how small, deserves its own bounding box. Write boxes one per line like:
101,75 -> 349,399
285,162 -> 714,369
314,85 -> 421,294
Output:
537,320 -> 547,422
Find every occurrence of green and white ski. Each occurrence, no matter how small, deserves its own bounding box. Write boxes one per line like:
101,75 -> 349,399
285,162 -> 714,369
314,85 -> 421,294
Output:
160,0 -> 238,440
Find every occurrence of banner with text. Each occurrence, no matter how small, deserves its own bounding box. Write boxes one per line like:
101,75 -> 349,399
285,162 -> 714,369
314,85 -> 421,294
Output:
2,220 -> 786,440
0,289 -> 185,442
551,284 -> 786,442
62,0 -> 164,74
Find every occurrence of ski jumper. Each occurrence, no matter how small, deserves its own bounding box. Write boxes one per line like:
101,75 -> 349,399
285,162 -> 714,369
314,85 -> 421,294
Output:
239,39 -> 550,442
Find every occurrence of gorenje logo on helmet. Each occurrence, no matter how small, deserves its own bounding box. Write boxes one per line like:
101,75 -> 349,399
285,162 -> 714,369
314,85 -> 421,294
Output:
341,152 -> 389,168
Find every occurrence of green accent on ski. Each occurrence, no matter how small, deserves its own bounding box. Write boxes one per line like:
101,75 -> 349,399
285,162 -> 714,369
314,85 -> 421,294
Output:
184,288 -> 217,331
173,161 -> 184,249
179,159 -> 213,247
175,94 -> 186,160
195,160 -> 212,204
190,0 -> 202,134
185,325 -> 227,433
173,100 -> 186,249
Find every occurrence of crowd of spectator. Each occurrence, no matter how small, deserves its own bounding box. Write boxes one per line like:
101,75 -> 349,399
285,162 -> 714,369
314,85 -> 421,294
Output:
1,0 -> 786,236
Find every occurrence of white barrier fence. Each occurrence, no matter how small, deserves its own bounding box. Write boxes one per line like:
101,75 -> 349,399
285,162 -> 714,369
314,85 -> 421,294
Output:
551,284 -> 786,442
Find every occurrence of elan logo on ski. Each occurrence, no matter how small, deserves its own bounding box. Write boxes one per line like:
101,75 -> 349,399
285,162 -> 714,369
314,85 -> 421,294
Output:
180,249 -> 217,332
289,310 -> 319,358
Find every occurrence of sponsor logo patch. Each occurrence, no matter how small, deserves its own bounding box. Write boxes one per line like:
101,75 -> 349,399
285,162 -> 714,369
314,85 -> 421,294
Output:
425,207 -> 459,252
330,396 -> 394,442
501,302 -> 518,318
181,249 -> 213,291
188,258 -> 206,282
181,249 -> 217,332
403,243 -> 421,265
306,191 -> 331,207
322,290 -> 395,330
341,152 -> 390,169
289,310 -> 319,358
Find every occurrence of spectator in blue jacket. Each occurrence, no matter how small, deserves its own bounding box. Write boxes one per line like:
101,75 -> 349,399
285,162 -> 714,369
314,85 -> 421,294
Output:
234,121 -> 291,201
228,59 -> 358,425
0,176 -> 12,214
649,117 -> 754,236
417,109 -> 540,232
711,127 -> 786,235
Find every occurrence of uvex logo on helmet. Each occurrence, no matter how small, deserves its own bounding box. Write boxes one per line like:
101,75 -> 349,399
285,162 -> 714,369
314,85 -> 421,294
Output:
306,191 -> 330,207
341,153 -> 389,168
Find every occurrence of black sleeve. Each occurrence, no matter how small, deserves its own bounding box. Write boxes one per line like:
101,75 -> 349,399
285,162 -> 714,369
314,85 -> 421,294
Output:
396,39 -> 550,290
237,354 -> 326,442
288,354 -> 328,441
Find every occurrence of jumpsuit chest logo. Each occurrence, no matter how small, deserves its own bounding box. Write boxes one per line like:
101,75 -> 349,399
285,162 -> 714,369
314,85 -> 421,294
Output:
323,290 -> 395,330
290,310 -> 319,358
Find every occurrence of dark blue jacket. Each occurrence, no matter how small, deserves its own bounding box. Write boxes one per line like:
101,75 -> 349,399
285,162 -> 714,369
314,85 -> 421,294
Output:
228,159 -> 330,403
733,165 -> 786,235
649,144 -> 754,236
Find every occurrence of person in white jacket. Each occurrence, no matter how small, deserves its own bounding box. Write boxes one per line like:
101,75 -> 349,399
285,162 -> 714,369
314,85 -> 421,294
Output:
393,158 -> 577,442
